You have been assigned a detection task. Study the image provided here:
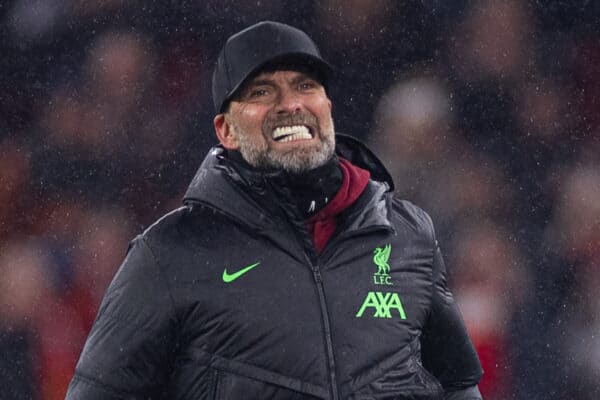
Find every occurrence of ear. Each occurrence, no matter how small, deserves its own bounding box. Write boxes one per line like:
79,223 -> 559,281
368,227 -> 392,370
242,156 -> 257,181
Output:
214,114 -> 240,150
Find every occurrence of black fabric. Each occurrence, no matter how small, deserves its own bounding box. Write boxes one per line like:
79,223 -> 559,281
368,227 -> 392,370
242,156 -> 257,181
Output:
335,133 -> 395,192
421,247 -> 485,389
226,150 -> 343,219
66,135 -> 483,399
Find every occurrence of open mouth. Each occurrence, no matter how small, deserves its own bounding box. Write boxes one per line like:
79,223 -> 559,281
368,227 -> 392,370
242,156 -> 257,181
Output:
272,125 -> 313,143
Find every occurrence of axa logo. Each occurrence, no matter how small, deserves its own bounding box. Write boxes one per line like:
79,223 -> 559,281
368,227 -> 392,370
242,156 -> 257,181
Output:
356,245 -> 406,319
373,244 -> 393,286
356,291 -> 407,319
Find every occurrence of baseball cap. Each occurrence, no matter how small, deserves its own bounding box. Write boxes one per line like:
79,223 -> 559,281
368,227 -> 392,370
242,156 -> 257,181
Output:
212,21 -> 333,113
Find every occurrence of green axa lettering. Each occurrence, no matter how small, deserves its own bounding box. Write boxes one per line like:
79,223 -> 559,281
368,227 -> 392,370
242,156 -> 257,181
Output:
356,291 -> 407,319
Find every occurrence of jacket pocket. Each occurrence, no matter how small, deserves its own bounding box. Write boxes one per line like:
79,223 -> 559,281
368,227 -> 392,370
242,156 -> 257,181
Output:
212,368 -> 323,400
408,337 -> 444,399
343,337 -> 444,400
408,352 -> 443,398
177,348 -> 328,399
206,353 -> 328,400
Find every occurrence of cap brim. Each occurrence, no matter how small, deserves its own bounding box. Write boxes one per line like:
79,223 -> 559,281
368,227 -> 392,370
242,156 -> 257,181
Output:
219,53 -> 333,113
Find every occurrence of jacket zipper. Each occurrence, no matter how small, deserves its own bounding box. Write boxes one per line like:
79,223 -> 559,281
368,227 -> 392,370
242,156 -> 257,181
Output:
261,177 -> 389,399
308,259 -> 340,400
261,175 -> 341,400
308,226 -> 395,400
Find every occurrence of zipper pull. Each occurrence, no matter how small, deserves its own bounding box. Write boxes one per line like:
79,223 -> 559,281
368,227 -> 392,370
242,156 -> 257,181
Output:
312,266 -> 322,283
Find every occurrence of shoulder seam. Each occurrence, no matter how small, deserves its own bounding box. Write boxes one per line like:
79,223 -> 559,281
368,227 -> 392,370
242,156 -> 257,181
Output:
142,205 -> 190,236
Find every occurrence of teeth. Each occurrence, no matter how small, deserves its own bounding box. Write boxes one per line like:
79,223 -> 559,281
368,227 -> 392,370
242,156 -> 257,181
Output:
279,132 -> 312,142
272,125 -> 312,141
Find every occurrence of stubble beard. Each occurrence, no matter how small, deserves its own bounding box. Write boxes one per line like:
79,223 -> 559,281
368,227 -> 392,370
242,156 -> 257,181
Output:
230,112 -> 336,174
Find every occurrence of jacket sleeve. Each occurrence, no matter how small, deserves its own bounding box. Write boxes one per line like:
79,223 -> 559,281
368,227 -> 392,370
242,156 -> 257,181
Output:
66,237 -> 177,399
420,244 -> 484,399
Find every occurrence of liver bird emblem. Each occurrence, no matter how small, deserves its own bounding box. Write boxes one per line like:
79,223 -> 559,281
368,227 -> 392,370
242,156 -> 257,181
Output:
373,244 -> 391,276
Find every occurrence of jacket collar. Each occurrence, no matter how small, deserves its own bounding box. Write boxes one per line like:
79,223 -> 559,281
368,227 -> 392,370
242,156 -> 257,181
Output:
183,133 -> 395,232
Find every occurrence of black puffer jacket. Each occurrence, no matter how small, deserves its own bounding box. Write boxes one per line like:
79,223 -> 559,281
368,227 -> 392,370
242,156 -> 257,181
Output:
66,134 -> 483,399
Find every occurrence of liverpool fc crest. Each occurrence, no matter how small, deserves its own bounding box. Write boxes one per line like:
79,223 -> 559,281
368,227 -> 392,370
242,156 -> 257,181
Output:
373,244 -> 393,285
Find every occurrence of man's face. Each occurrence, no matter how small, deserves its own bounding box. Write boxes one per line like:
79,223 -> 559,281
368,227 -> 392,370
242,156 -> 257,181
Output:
215,69 -> 335,174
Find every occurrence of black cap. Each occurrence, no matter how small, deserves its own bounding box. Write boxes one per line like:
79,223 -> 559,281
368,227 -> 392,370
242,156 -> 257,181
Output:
212,21 -> 333,113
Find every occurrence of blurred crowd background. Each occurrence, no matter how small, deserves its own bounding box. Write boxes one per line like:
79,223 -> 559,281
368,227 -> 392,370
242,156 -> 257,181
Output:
1,1 -> 599,399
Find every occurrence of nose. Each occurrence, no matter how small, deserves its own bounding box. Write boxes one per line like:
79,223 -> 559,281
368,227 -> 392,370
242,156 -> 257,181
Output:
274,87 -> 302,114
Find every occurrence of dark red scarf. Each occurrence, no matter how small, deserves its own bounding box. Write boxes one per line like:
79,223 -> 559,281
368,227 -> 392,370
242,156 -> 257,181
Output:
306,158 -> 371,253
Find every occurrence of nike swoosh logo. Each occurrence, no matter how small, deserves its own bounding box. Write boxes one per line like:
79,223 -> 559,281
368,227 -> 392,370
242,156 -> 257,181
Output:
222,262 -> 260,283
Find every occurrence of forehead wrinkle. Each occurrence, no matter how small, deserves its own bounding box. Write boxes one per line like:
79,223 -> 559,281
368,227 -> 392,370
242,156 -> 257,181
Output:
244,78 -> 276,89
251,70 -> 316,86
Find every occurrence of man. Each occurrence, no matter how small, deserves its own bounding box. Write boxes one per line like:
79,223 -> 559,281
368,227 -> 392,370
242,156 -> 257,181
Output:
66,21 -> 483,399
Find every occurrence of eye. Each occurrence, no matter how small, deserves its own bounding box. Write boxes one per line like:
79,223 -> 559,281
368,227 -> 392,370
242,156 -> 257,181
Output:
299,81 -> 318,90
249,88 -> 269,98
